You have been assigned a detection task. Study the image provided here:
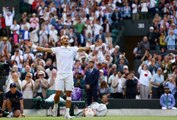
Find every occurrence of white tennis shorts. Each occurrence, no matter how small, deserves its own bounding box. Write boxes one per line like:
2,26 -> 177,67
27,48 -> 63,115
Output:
55,73 -> 74,91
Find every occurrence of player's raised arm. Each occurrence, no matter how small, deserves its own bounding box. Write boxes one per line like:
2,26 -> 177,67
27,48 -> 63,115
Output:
77,47 -> 91,52
26,42 -> 53,53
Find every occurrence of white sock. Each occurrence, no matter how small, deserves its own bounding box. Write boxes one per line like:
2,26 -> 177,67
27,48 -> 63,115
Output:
65,108 -> 70,114
53,103 -> 58,109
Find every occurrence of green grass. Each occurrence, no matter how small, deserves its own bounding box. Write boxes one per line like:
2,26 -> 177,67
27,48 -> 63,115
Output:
1,116 -> 177,120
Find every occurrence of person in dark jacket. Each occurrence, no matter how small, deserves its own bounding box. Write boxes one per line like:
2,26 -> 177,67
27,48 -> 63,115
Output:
85,60 -> 100,106
125,72 -> 138,99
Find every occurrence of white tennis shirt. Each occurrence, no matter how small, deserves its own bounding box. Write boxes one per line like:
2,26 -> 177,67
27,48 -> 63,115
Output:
51,46 -> 78,74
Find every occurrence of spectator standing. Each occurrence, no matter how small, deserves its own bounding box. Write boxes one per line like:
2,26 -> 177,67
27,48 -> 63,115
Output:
21,72 -> 34,99
5,72 -> 22,93
138,63 -> 152,99
165,30 -> 176,50
132,0 -> 140,21
10,48 -> 24,71
0,13 -> 6,36
151,67 -> 164,99
140,0 -> 149,19
125,72 -> 138,99
2,7 -> 15,37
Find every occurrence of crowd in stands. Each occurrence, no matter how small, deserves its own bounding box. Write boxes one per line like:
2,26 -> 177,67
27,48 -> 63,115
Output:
0,0 -> 177,108
133,0 -> 177,99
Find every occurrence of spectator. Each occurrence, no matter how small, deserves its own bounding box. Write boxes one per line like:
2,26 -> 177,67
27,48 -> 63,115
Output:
20,18 -> 30,31
125,72 -> 138,99
111,7 -> 120,23
147,26 -> 156,50
77,32 -> 86,47
111,71 -> 125,98
0,37 -> 12,55
137,36 -> 150,57
2,7 -> 15,37
39,25 -> 48,47
138,63 -> 152,99
148,58 -> 158,75
21,72 -> 34,99
74,18 -> 85,34
93,20 -> 103,37
117,57 -> 128,73
149,0 -> 157,17
140,0 -> 149,19
74,72 -> 85,89
5,72 -> 22,93
30,13 -> 39,29
21,26 -> 30,44
10,20 -> 20,36
10,48 -> 24,71
105,32 -> 112,47
34,70 -> 48,98
102,19 -> 111,33
29,27 -> 39,44
0,13 -> 6,36
99,81 -> 110,99
20,65 -> 32,81
151,67 -> 164,99
99,69 -> 108,85
159,32 -> 167,49
165,30 -> 176,50
122,2 -> 131,19
95,29 -> 105,43
163,74 -> 176,97
161,55 -> 173,80
132,0 -> 140,21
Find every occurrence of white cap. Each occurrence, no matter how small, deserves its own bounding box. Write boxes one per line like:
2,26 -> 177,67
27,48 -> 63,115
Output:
115,45 -> 120,49
99,69 -> 104,73
149,26 -> 154,30
38,70 -> 45,75
32,13 -> 36,16
123,65 -> 128,69
61,35 -> 69,40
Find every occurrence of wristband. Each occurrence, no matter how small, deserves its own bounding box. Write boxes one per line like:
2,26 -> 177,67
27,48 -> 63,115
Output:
32,45 -> 37,49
